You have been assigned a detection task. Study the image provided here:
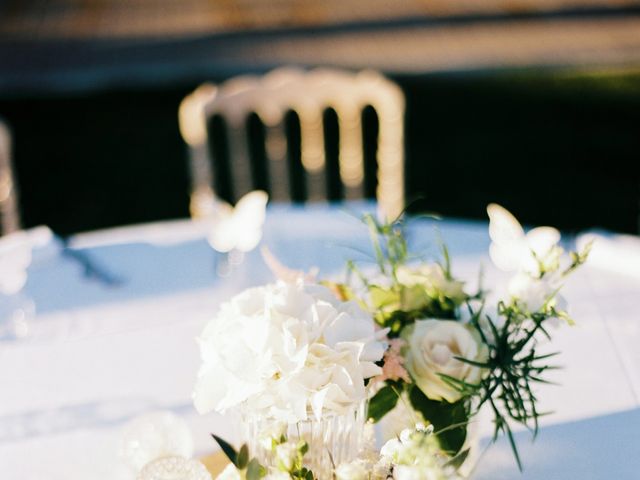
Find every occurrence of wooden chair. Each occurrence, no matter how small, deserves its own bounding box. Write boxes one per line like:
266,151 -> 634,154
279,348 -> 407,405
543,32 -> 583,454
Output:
179,67 -> 405,219
0,120 -> 20,235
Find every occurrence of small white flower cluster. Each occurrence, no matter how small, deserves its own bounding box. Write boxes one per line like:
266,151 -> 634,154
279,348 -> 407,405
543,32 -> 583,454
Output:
216,437 -> 307,480
216,424 -> 461,480
488,203 -> 572,321
376,424 -> 460,480
193,281 -> 387,423
334,459 -> 370,480
333,424 -> 460,480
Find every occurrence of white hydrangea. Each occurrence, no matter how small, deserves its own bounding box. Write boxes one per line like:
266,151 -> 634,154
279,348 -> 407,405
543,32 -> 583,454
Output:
194,281 -> 387,422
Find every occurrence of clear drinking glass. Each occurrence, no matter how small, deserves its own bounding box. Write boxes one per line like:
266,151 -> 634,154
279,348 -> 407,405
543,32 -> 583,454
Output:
241,401 -> 366,477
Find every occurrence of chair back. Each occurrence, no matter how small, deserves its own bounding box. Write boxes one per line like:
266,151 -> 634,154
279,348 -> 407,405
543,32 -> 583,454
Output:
179,67 -> 405,219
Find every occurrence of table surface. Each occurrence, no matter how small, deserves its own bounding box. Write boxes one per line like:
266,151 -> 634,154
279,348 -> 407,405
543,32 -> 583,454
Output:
1,203 -> 639,479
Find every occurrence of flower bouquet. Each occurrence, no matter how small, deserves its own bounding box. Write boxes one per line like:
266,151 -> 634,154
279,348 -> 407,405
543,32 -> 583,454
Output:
193,204 -> 590,479
338,204 -> 590,472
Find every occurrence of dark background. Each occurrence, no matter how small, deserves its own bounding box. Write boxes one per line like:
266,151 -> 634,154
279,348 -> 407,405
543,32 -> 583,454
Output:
2,3 -> 640,235
3,69 -> 639,235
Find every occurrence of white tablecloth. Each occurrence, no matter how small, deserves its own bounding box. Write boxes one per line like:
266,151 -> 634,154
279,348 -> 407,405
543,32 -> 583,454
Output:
1,204 -> 639,479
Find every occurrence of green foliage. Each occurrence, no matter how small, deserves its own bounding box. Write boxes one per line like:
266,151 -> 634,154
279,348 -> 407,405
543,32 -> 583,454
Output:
437,240 -> 590,469
362,212 -> 408,279
299,442 -> 309,456
346,211 -> 591,471
368,285 -> 458,336
237,444 -> 249,470
408,386 -> 469,455
563,241 -> 592,277
291,466 -> 315,480
444,448 -> 470,471
347,212 -> 465,336
211,434 -> 317,480
367,382 -> 401,422
211,434 -> 239,468
445,304 -> 560,470
246,459 -> 265,480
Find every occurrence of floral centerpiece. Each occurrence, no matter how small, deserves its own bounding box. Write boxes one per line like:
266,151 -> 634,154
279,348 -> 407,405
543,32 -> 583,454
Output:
193,204 -> 590,479
338,204 -> 590,470
193,281 -> 388,477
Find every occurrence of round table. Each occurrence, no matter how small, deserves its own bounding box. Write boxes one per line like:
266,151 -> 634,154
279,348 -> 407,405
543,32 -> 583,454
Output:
1,203 -> 639,479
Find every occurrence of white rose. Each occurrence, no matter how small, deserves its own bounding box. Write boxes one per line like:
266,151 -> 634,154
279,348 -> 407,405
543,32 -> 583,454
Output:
335,459 -> 369,480
508,272 -> 562,314
404,320 -> 487,403
194,282 -> 386,422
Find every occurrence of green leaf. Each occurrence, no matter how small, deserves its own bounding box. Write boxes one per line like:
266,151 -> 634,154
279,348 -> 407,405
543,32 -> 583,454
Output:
246,458 -> 264,480
408,386 -> 469,455
399,284 -> 430,311
211,434 -> 238,467
440,241 -> 452,279
444,448 -> 470,470
299,441 -> 309,456
305,469 -> 314,480
364,214 -> 386,273
237,444 -> 249,470
367,384 -> 401,422
370,285 -> 400,311
506,424 -> 523,471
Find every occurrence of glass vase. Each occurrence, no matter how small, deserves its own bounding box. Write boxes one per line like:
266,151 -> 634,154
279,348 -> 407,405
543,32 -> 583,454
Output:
241,402 -> 366,477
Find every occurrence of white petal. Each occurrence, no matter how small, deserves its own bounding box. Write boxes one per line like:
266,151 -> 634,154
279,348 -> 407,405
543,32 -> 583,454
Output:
526,226 -> 561,256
